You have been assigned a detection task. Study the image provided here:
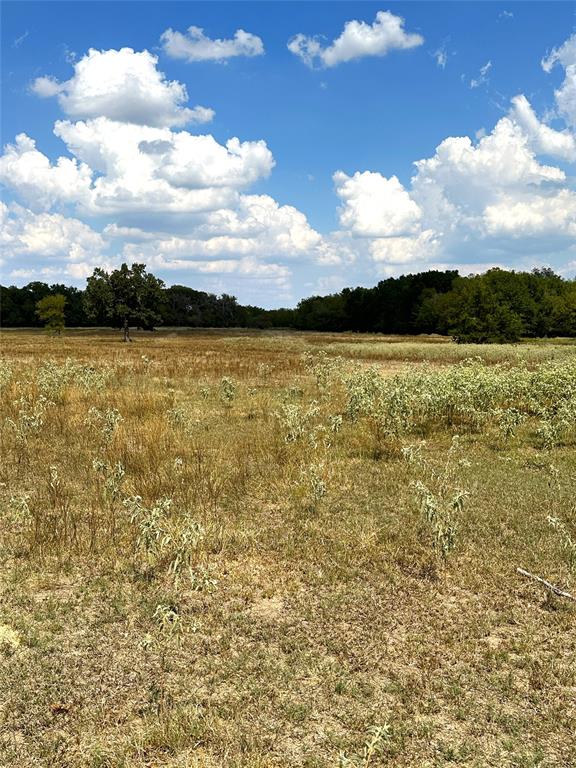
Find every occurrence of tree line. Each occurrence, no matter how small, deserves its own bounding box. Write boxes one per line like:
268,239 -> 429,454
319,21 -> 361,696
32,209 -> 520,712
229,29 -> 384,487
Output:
2,264 -> 575,342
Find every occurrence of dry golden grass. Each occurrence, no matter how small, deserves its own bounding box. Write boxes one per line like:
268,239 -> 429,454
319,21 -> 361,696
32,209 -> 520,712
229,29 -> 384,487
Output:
0,329 -> 575,768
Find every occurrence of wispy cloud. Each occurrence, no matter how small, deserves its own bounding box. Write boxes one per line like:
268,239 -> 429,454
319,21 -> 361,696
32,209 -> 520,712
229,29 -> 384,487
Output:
62,44 -> 77,64
13,30 -> 29,48
434,45 -> 448,69
470,60 -> 492,89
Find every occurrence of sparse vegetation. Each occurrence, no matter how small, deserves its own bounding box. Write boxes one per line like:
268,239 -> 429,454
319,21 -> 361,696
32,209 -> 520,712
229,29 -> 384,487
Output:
0,329 -> 575,767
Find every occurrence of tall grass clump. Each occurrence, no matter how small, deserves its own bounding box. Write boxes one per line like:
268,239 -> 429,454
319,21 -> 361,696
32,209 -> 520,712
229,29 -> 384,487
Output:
408,438 -> 470,560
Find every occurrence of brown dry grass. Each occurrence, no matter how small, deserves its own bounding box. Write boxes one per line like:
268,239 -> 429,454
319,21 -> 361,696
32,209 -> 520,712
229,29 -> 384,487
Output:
0,329 -> 575,768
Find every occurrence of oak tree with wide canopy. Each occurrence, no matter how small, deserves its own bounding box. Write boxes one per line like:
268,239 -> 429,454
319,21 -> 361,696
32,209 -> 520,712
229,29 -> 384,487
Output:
84,263 -> 165,341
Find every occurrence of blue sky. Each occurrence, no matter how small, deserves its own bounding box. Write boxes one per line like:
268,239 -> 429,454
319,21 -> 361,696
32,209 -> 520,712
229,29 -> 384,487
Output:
1,2 -> 575,307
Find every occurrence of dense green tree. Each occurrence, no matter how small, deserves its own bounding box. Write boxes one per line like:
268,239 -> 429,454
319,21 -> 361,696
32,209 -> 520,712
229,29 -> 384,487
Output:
549,282 -> 576,336
161,286 -> 244,327
419,268 -> 557,342
2,283 -> 51,326
295,293 -> 347,331
84,264 -> 165,341
35,294 -> 66,335
0,286 -> 27,326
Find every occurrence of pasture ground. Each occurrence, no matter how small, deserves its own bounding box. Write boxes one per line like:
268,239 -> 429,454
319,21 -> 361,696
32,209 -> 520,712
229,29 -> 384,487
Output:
1,330 -> 575,768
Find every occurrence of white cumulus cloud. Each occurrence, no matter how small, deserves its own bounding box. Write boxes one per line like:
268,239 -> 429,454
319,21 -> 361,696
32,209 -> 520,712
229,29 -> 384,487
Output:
161,26 -> 264,62
333,171 -> 422,237
30,75 -> 65,98
336,81 -> 576,270
1,202 -> 109,279
508,94 -> 575,161
54,116 -> 273,201
152,134 -> 274,189
412,117 -> 566,210
483,190 -> 576,238
370,229 -> 440,264
288,10 -> 423,69
542,33 -> 576,128
31,47 -> 213,127
0,133 -> 93,210
112,193 -> 328,264
2,117 -> 274,216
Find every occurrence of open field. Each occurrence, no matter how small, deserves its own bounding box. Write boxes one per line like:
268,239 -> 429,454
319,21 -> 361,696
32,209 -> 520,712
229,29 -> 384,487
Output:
1,330 -> 575,768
